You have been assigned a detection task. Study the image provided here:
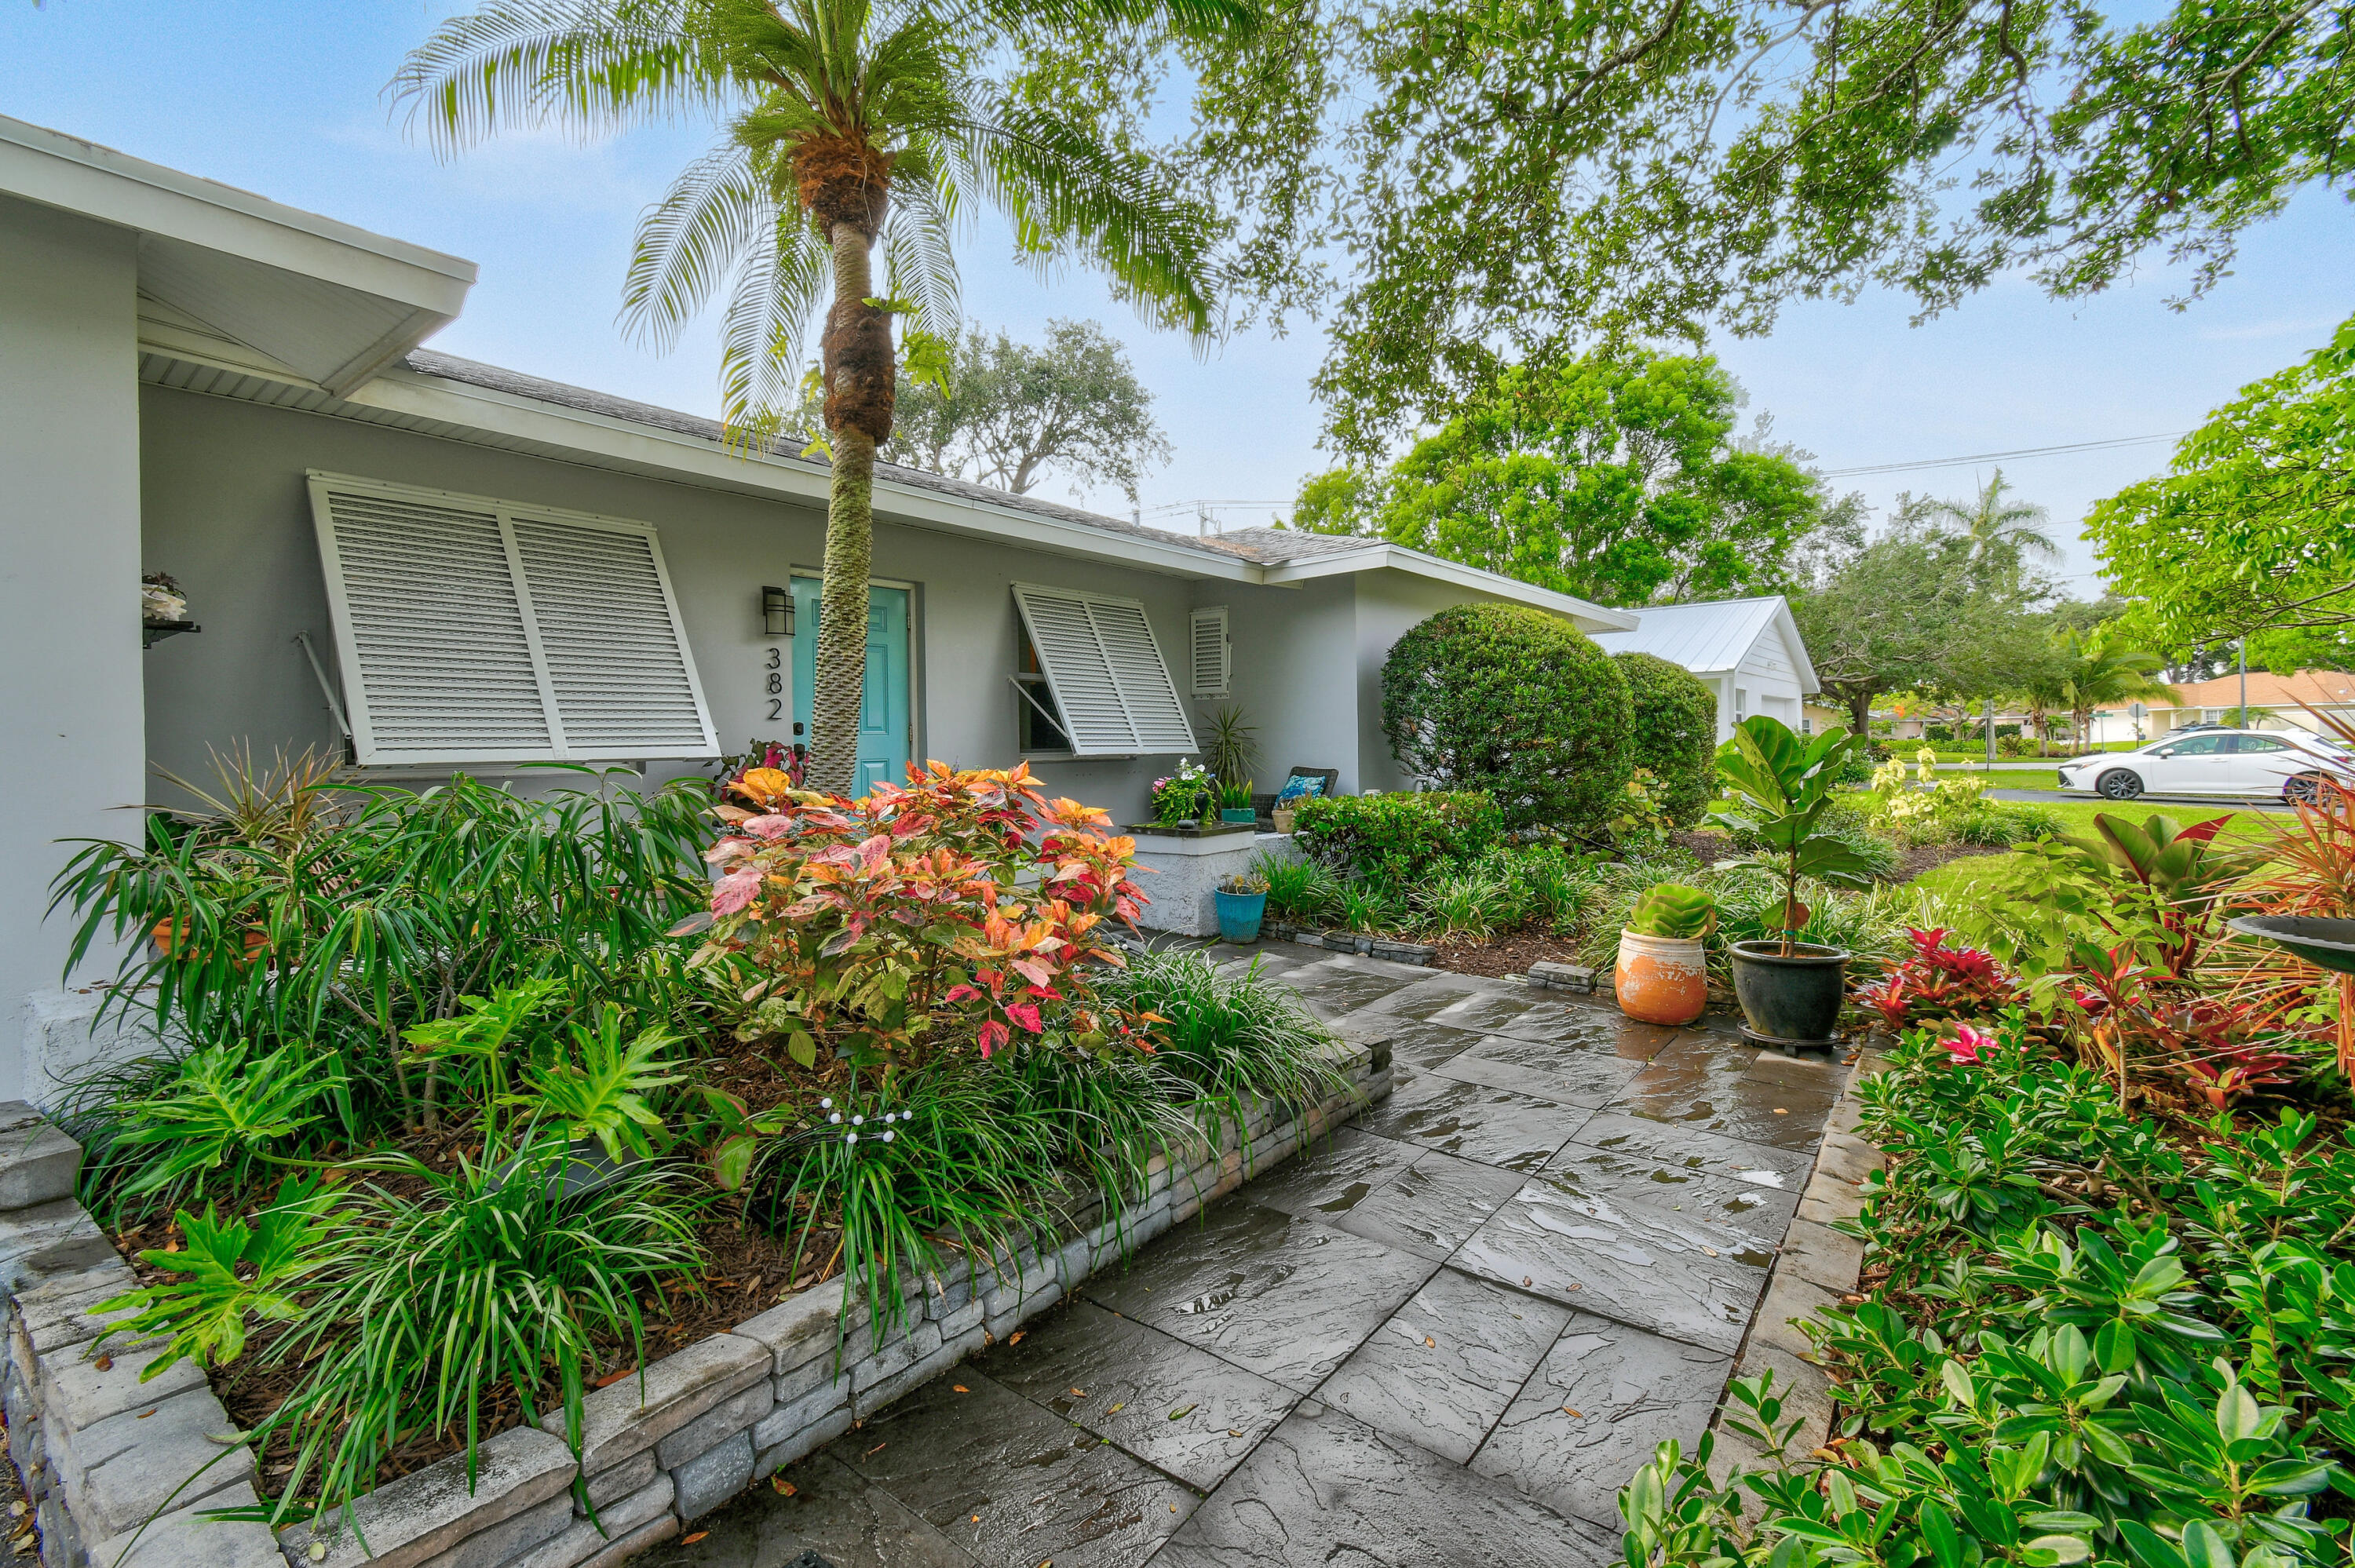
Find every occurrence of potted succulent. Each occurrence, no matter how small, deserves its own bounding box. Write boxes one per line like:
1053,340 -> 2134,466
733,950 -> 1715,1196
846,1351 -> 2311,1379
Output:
1615,883 -> 1714,1026
1711,717 -> 1876,1046
1219,779 -> 1257,826
1215,871 -> 1269,943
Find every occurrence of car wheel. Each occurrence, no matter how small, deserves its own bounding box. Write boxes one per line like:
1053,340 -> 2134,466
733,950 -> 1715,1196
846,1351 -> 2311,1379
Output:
2284,772 -> 2328,806
2096,769 -> 2143,800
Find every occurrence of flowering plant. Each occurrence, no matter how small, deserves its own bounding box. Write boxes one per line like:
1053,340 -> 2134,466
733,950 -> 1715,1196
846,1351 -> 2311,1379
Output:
1854,928 -> 2026,1031
681,760 -> 1152,1074
1149,758 -> 1214,826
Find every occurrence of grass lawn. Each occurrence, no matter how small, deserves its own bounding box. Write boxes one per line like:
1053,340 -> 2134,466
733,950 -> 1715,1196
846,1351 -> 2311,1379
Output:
1935,766 -> 2066,791
1905,800 -> 2280,898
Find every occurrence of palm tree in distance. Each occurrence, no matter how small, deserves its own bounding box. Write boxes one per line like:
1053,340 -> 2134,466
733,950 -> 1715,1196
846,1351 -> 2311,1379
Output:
1925,468 -> 2060,582
2061,629 -> 2174,751
392,0 -> 1243,793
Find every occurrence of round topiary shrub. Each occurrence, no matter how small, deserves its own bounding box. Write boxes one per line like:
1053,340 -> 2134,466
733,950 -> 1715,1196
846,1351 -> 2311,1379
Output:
1611,651 -> 1718,827
1381,603 -> 1633,833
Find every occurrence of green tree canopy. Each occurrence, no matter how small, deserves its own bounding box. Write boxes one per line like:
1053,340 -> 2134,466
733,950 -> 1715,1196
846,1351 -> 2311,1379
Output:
1322,347 -> 1830,605
885,319 -> 1172,501
2089,314 -> 2355,658
1130,0 -> 2355,450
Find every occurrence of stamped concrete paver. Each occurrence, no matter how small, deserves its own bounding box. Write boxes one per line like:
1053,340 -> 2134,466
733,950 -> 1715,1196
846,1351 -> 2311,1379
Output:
662,951 -> 1849,1567
1319,1267 -> 1572,1463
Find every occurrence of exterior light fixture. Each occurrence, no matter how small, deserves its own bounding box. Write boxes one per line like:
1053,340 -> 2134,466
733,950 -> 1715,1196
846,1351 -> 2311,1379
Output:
762,585 -> 794,636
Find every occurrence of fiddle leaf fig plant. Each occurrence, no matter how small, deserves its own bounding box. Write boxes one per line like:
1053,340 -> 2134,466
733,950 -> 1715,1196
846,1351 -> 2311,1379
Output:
1711,717 -> 1876,954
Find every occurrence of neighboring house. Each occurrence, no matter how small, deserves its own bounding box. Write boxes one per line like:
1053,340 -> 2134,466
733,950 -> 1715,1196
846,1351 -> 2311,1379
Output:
0,115 -> 1662,1099
1587,596 -> 1820,743
2139,670 -> 2355,740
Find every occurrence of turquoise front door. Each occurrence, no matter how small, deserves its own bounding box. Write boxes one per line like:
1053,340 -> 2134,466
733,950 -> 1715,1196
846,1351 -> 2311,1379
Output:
790,578 -> 911,794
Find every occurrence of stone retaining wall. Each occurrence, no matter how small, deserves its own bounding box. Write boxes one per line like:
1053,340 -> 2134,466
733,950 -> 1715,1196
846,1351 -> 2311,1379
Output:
1,1037 -> 1389,1568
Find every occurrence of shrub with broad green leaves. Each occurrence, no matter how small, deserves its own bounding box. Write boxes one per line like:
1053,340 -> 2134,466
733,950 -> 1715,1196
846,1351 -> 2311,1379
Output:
1290,790 -> 1505,883
1614,651 -> 1719,827
1380,603 -> 1633,833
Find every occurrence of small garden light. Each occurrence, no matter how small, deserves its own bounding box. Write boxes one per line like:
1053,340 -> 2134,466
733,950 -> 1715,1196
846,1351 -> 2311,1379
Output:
761,585 -> 794,636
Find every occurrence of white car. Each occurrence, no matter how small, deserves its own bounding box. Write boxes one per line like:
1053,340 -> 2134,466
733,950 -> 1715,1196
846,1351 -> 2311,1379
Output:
2056,727 -> 2355,804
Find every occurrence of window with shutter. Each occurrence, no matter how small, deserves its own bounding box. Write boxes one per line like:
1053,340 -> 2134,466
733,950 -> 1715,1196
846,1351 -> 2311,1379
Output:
308,472 -> 717,766
1189,606 -> 1230,698
1010,584 -> 1196,757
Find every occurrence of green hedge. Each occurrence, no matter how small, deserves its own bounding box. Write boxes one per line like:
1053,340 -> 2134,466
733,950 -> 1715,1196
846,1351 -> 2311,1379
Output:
1380,603 -> 1633,833
1612,651 -> 1718,827
1290,791 -> 1504,882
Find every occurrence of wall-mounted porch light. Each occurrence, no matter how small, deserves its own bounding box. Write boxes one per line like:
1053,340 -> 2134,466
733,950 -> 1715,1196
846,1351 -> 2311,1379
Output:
762,585 -> 794,637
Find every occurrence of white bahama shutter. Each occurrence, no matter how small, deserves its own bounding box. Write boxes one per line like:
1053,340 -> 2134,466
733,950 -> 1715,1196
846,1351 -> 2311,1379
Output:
308,472 -> 717,766
1189,606 -> 1230,699
1012,584 -> 1197,757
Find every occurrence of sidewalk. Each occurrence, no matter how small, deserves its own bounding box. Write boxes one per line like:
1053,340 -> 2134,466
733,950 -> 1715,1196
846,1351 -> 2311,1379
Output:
642,945 -> 1852,1568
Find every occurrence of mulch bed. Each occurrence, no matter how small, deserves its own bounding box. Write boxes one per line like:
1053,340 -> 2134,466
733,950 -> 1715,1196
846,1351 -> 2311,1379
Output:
1428,931 -> 1586,979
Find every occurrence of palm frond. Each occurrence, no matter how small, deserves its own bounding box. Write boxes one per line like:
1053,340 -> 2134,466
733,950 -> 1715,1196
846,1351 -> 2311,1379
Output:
388,0 -> 722,156
622,139 -> 781,352
879,139 -> 962,341
954,100 -> 1220,338
715,211 -> 834,448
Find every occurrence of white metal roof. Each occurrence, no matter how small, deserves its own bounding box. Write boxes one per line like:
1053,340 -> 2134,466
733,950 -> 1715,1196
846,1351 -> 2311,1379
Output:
1589,596 -> 1818,690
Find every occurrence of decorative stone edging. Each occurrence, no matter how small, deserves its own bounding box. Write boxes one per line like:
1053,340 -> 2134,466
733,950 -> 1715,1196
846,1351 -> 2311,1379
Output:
1703,1041 -> 1888,1509
2,1037 -> 1391,1568
1261,925 -> 1436,965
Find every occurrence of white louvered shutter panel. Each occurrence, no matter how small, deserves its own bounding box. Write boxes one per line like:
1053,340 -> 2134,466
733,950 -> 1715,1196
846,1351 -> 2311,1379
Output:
309,474 -> 717,766
310,483 -> 557,764
1189,607 -> 1230,698
1090,598 -> 1196,752
509,514 -> 715,757
1012,585 -> 1196,757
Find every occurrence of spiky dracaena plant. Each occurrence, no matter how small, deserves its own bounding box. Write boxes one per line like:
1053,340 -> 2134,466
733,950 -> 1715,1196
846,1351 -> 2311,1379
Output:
392,0 -> 1240,793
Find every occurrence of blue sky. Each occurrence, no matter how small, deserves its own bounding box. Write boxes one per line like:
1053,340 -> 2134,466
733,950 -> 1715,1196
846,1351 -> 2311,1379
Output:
5,0 -> 2348,600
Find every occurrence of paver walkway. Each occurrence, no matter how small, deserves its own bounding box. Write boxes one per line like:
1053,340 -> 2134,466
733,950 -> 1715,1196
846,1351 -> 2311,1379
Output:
644,943 -> 1847,1568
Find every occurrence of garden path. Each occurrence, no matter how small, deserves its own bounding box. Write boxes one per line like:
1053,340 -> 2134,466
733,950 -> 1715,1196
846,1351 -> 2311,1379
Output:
642,944 -> 1849,1568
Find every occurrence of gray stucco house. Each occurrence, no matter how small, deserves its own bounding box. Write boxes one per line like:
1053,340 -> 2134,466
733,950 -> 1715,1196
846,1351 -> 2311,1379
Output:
0,115 -> 1663,1101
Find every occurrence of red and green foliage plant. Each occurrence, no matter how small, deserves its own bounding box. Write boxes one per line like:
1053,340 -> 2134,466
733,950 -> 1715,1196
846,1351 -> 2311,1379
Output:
683,760 -> 1151,1075
1855,928 -> 2025,1033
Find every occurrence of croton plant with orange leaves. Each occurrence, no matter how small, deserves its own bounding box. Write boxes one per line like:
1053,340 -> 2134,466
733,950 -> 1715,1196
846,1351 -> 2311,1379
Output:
674,760 -> 1157,1076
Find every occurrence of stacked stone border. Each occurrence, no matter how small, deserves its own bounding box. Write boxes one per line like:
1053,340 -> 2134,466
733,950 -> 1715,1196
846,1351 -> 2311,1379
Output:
0,1037 -> 1390,1568
1704,1039 -> 1889,1506
1261,924 -> 1436,965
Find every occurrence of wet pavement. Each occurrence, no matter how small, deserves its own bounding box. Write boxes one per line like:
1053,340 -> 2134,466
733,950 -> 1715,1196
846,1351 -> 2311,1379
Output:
642,945 -> 1843,1568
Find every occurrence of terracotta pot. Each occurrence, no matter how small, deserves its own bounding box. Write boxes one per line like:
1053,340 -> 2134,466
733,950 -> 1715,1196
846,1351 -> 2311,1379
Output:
1614,929 -> 1708,1026
1271,807 -> 1296,834
150,918 -> 269,965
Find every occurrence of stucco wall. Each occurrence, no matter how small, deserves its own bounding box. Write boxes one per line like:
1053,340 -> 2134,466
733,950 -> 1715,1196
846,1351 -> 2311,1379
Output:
1203,574 -> 1360,793
1,197 -> 146,1102
136,386 -> 1202,825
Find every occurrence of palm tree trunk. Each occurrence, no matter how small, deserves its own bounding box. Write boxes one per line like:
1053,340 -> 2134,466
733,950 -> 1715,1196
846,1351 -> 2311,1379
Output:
810,204 -> 896,796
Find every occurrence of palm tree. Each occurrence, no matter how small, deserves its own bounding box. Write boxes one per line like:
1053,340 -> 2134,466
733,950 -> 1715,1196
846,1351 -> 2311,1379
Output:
2059,630 -> 2174,751
392,0 -> 1240,793
1925,469 -> 2060,581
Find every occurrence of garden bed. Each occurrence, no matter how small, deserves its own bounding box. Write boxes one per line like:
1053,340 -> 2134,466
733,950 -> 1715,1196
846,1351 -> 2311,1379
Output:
16,757 -> 1367,1560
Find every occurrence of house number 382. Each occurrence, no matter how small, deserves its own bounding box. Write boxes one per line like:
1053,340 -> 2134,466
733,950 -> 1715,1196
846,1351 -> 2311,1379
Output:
765,647 -> 784,721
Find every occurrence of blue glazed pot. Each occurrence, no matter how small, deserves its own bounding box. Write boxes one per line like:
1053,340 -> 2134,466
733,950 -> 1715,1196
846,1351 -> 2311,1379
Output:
1221,808 -> 1257,826
1214,888 -> 1268,944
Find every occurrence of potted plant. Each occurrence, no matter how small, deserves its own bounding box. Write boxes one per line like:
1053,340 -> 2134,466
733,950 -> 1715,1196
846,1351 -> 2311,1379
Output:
1215,871 -> 1269,943
1148,759 -> 1214,830
1220,779 -> 1257,826
1711,717 -> 1876,1045
1615,883 -> 1714,1026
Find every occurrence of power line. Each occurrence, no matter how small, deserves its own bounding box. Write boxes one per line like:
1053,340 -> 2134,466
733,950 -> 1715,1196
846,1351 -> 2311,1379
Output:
1820,431 -> 2185,479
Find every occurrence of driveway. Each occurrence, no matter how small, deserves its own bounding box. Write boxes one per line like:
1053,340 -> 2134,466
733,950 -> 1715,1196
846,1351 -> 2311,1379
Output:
642,946 -> 1849,1567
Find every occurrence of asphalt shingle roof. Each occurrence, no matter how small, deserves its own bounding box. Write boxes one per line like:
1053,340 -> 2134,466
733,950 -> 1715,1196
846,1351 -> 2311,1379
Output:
404,348 -> 1284,565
